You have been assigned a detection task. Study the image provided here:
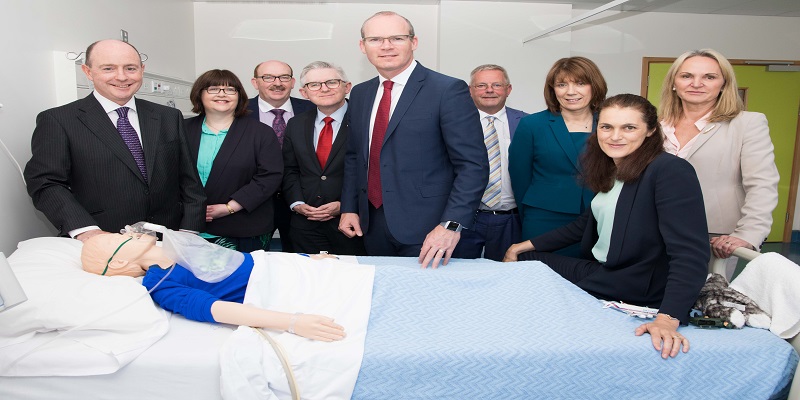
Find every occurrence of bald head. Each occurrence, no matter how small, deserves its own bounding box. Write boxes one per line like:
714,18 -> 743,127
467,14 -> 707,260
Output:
85,39 -> 141,67
251,60 -> 297,107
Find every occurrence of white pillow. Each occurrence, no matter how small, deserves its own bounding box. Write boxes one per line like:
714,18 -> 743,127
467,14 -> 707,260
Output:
0,237 -> 168,376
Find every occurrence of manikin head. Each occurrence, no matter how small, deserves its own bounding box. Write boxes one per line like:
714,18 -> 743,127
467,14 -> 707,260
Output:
81,233 -> 173,277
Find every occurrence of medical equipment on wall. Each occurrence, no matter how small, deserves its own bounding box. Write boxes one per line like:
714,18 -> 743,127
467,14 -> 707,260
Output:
121,222 -> 244,283
0,252 -> 27,312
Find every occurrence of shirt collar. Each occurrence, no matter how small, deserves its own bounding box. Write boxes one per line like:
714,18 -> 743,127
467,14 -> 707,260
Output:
478,107 -> 507,123
257,96 -> 294,114
315,101 -> 348,125
93,91 -> 137,114
694,111 -> 712,131
378,60 -> 417,87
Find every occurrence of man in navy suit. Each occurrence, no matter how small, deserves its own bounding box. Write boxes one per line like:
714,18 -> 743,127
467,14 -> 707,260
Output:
339,11 -> 489,268
282,61 -> 365,255
24,40 -> 206,242
247,60 -> 314,252
453,64 -> 527,261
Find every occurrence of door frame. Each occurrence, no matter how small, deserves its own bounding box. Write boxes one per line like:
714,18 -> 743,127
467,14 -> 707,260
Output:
641,57 -> 800,242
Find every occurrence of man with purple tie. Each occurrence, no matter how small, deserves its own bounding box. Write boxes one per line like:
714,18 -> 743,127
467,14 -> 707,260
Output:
24,39 -> 206,241
247,60 -> 314,252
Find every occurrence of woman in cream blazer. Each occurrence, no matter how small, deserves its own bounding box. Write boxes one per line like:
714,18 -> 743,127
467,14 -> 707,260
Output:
659,49 -> 779,265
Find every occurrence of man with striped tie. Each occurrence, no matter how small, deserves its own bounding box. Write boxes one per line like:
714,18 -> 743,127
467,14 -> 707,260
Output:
453,64 -> 528,261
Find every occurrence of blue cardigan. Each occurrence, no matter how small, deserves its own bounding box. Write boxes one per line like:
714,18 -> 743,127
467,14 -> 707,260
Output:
142,253 -> 254,323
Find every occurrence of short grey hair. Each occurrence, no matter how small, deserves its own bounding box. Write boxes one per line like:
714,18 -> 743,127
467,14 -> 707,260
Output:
470,64 -> 511,85
299,61 -> 349,85
360,11 -> 415,39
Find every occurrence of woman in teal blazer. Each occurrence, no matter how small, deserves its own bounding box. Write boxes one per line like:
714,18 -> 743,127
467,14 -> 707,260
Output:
509,57 -> 607,257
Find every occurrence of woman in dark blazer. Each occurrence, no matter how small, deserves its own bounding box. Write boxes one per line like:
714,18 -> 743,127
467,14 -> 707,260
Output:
508,57 -> 607,257
185,69 -> 283,252
504,94 -> 709,359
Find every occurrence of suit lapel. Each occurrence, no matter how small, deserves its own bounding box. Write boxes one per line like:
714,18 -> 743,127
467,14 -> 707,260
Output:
326,115 -> 349,172
550,113 -> 580,170
360,78 -> 380,159
206,118 -> 245,187
136,99 -> 160,185
301,112 -> 321,173
605,180 -> 638,265
78,95 -> 146,184
685,122 -> 722,159
384,63 -> 425,143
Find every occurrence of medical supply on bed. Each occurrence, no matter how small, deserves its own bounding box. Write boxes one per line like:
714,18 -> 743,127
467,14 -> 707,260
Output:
0,252 -> 27,312
600,300 -> 659,318
690,316 -> 735,329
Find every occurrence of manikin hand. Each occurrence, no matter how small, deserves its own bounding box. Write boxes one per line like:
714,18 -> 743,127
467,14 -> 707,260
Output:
292,314 -> 346,342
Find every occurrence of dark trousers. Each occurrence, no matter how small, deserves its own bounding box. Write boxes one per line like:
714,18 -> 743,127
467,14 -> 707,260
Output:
272,192 -> 294,252
289,216 -> 367,256
453,210 -> 521,261
520,250 -> 601,285
363,205 -> 422,257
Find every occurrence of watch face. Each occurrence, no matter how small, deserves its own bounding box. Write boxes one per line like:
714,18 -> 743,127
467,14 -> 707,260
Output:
446,221 -> 459,231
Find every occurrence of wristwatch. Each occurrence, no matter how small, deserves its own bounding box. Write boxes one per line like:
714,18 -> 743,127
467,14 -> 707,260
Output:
440,221 -> 463,233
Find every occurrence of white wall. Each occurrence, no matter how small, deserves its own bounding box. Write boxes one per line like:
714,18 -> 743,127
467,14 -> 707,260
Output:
0,0 -> 196,254
194,2 -> 440,100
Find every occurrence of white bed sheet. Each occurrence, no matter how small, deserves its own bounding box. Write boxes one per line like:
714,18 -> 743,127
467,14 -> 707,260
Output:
0,313 -> 233,400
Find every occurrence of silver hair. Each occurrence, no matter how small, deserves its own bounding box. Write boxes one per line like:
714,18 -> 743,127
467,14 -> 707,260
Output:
299,61 -> 349,85
470,64 -> 511,85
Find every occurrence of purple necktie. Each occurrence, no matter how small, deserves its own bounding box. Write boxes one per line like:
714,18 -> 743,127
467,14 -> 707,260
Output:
115,107 -> 148,183
270,109 -> 287,147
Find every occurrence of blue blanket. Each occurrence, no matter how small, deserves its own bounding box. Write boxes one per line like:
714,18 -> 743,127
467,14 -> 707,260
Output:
352,257 -> 798,399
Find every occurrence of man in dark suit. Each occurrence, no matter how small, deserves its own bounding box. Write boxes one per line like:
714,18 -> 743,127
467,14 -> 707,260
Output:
282,61 -> 365,255
453,64 -> 528,261
24,39 -> 206,242
338,11 -> 489,268
247,60 -> 314,253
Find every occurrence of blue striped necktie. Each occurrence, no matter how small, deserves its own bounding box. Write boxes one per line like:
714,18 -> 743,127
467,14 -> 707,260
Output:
115,107 -> 147,183
482,116 -> 501,208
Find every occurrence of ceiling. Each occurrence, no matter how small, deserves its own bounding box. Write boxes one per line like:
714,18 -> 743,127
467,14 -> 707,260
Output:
194,0 -> 800,17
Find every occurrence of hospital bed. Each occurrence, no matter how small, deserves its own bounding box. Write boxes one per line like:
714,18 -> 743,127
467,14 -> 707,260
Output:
0,238 -> 797,399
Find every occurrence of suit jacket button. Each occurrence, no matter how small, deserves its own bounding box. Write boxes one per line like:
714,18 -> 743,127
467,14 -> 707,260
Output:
321,175 -> 327,180
144,189 -> 150,195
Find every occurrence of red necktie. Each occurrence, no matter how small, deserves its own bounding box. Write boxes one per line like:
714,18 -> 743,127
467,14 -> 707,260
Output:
316,116 -> 334,168
368,80 -> 393,208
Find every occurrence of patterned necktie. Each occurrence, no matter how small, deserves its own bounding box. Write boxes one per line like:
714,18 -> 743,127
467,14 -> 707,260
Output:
482,116 -> 501,208
115,107 -> 148,183
316,116 -> 334,169
270,109 -> 287,147
368,80 -> 394,208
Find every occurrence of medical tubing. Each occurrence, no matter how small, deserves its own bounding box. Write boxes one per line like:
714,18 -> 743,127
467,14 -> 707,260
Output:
253,327 -> 300,400
2,263 -> 176,374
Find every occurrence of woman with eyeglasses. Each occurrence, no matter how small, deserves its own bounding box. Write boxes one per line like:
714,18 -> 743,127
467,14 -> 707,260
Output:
185,69 -> 283,252
508,57 -> 607,257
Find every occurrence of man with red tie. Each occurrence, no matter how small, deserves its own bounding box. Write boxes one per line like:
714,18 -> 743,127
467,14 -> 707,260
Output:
282,61 -> 366,255
339,11 -> 488,268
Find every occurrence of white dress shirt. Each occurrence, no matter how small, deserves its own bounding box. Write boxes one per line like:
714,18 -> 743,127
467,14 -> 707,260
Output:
478,108 -> 517,211
367,60 -> 417,148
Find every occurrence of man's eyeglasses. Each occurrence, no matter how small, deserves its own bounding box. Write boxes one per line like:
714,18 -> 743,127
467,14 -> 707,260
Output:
206,87 -> 238,95
472,83 -> 508,91
303,79 -> 345,91
258,74 -> 293,83
362,35 -> 414,47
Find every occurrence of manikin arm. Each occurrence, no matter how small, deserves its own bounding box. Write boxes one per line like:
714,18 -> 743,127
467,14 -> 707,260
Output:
211,302 -> 345,342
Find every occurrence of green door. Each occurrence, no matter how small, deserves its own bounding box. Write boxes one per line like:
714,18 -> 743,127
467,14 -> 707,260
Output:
645,61 -> 800,242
